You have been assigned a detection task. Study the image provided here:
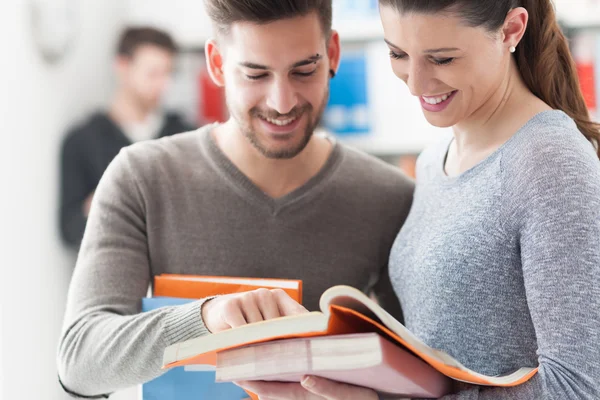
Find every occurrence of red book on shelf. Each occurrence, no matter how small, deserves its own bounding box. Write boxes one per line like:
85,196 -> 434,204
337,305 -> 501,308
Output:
577,63 -> 597,111
573,33 -> 597,111
198,67 -> 227,124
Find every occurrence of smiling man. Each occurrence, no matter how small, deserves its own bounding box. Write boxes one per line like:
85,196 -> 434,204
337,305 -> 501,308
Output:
57,1 -> 414,397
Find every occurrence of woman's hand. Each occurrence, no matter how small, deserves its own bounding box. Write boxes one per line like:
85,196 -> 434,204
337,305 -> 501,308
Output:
201,288 -> 308,333
235,376 -> 379,399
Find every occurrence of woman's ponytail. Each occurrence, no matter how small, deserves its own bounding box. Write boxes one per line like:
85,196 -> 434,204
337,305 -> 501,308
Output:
516,0 -> 600,157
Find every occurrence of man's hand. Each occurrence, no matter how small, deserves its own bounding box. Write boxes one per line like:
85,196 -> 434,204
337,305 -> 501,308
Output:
201,288 -> 308,333
235,376 -> 379,399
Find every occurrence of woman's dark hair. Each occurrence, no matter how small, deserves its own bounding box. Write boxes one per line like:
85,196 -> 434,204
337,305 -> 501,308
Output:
380,0 -> 600,157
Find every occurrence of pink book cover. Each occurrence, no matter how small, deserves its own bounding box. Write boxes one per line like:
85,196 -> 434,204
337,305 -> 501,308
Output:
215,333 -> 453,398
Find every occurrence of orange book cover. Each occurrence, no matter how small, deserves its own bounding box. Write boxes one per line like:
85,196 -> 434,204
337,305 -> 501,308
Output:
154,274 -> 302,303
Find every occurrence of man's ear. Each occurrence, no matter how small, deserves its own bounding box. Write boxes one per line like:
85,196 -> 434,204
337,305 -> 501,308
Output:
327,30 -> 341,78
114,55 -> 131,81
205,39 -> 226,87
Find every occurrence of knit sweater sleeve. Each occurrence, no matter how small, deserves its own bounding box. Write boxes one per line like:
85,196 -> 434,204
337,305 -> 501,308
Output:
436,130 -> 600,400
57,147 -> 211,398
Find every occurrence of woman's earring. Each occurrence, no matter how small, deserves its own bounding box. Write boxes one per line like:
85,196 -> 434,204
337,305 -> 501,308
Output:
329,69 -> 336,78
509,46 -> 516,53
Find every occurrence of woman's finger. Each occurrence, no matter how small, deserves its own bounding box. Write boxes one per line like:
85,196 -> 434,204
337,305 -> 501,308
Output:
301,376 -> 378,400
234,380 -> 323,399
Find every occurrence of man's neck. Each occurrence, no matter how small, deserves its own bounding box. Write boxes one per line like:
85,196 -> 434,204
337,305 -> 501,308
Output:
212,119 -> 333,199
109,90 -> 153,126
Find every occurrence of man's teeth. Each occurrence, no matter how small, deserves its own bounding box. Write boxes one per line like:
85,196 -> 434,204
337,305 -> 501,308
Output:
422,92 -> 453,105
265,116 -> 297,126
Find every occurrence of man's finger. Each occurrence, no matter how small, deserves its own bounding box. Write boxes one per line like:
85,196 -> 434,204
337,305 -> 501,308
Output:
273,289 -> 309,316
241,293 -> 265,324
223,298 -> 248,329
256,289 -> 282,320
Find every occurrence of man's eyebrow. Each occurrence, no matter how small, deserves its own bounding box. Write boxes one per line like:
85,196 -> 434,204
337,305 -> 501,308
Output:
291,54 -> 322,68
239,62 -> 269,70
238,54 -> 322,71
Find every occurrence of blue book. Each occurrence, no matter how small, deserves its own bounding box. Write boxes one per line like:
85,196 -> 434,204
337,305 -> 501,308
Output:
324,50 -> 370,136
141,297 -> 249,400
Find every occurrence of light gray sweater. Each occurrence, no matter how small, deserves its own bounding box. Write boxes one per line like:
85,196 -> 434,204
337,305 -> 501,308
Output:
57,126 -> 414,397
390,111 -> 600,399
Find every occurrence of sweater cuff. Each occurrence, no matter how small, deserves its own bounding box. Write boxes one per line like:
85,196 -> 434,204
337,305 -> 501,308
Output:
163,297 -> 215,345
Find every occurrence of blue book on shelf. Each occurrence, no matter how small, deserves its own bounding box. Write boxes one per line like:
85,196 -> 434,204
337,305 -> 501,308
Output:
141,297 -> 249,400
336,0 -> 378,15
324,50 -> 370,136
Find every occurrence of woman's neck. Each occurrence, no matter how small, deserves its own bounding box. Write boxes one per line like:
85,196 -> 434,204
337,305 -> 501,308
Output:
445,61 -> 551,176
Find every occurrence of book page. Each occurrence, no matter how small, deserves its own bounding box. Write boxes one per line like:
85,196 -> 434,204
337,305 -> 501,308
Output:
319,286 -> 538,386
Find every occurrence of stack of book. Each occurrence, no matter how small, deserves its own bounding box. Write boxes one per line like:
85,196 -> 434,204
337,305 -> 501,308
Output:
142,274 -> 302,400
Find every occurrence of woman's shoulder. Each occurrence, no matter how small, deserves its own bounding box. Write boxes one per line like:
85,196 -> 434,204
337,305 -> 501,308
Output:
501,110 -> 599,180
499,110 -> 600,222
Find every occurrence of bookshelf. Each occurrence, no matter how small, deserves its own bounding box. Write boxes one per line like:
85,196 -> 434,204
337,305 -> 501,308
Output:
127,1 -> 600,160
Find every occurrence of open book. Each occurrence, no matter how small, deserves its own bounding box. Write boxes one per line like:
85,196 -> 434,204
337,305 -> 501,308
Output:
163,285 -> 538,388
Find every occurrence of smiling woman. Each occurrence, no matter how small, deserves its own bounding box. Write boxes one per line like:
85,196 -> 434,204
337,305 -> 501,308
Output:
376,0 -> 600,399
379,0 -> 600,154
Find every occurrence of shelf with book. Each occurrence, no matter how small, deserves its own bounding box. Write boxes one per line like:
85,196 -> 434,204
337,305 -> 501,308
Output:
555,0 -> 600,31
334,17 -> 384,43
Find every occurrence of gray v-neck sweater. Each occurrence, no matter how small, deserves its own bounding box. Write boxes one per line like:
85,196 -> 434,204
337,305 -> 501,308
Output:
390,111 -> 600,399
57,125 -> 414,397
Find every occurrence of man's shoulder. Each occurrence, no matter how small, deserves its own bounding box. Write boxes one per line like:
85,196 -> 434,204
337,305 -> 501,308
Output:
163,111 -> 197,134
62,112 -> 113,150
337,143 -> 414,189
121,125 -> 208,171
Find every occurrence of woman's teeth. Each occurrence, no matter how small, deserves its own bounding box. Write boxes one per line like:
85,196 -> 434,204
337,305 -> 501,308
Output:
265,116 -> 297,126
422,91 -> 454,105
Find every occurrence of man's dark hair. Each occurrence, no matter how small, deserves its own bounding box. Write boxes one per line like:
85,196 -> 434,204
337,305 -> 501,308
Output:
116,26 -> 178,57
204,0 -> 332,37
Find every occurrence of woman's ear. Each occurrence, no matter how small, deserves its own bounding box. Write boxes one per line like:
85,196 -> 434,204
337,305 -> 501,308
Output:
205,38 -> 226,87
502,7 -> 528,52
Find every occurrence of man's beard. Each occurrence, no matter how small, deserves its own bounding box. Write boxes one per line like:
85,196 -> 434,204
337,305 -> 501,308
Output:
228,86 -> 329,160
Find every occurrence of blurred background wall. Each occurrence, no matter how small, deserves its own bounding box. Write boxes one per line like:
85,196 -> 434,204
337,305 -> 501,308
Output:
0,1 -> 127,399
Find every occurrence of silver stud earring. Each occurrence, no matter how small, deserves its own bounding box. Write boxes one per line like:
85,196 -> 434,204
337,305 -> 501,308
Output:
509,46 -> 516,53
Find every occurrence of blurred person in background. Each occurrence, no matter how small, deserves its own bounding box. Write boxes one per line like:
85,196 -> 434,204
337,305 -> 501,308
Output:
56,1 -> 414,398
59,26 -> 195,248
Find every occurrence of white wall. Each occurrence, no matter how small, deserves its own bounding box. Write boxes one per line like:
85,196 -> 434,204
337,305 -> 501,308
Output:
0,2 -> 127,400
